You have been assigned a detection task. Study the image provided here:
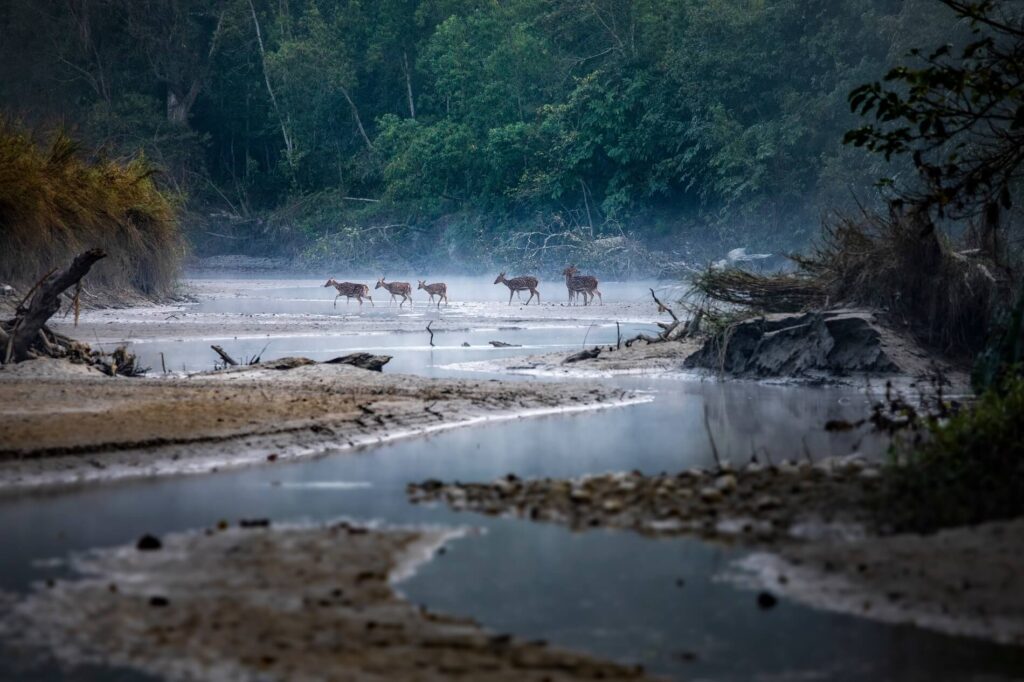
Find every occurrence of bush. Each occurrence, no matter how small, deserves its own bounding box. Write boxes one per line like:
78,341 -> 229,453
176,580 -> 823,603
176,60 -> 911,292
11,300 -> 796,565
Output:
0,121 -> 183,297
879,374 -> 1024,533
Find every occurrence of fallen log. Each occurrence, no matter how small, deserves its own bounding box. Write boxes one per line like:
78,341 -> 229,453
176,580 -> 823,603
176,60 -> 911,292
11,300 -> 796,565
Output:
211,345 -> 238,366
324,352 -> 391,372
6,249 -> 106,362
564,347 -> 601,364
489,340 -> 521,348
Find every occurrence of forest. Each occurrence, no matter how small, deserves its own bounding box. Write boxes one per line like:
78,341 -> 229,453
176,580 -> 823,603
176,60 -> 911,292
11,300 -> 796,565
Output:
0,0 -> 959,273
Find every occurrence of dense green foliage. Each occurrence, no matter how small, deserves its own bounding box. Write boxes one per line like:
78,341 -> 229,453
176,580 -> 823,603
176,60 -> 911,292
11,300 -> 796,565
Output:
879,373 -> 1024,532
0,0 -> 960,270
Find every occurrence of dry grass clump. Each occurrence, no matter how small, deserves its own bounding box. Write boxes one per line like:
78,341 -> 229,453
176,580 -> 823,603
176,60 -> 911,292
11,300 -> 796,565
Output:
690,209 -> 1009,355
0,121 -> 183,298
690,268 -> 825,313
796,211 -> 1006,354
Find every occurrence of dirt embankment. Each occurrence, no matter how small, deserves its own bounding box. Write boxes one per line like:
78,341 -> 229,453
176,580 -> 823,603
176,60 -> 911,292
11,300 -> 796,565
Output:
0,359 -> 638,492
408,461 -> 1024,647
459,308 -> 968,387
2,521 -> 653,681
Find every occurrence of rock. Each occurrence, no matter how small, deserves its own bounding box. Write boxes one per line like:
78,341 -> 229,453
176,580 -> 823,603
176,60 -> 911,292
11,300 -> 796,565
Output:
602,499 -> 624,513
136,534 -> 162,551
323,353 -> 391,372
489,341 -> 521,348
461,342 -> 471,347
0,284 -> 15,297
564,347 -> 602,364
757,591 -> 778,609
683,310 -> 901,378
714,474 -> 738,493
699,487 -> 722,503
569,488 -> 592,504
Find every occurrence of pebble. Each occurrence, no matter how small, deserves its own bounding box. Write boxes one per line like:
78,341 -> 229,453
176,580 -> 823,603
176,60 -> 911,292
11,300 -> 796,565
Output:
699,487 -> 722,503
714,474 -> 738,493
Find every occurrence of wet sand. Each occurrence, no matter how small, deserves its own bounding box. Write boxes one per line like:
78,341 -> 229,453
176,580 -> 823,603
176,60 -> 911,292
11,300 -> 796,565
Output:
2,521 -> 653,680
443,339 -> 701,378
0,359 -> 638,492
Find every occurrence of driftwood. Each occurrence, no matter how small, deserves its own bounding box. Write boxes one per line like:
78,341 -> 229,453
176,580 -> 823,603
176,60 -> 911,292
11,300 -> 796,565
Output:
323,352 -> 391,372
5,249 -> 107,362
650,288 -> 678,322
489,340 -> 521,348
426,320 -> 435,347
564,347 -> 602,364
211,345 -> 238,366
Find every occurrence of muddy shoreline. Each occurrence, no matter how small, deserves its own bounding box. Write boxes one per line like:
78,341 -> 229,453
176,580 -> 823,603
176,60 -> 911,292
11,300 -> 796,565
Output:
407,463 -> 1024,648
0,359 -> 639,493
2,521 -> 652,680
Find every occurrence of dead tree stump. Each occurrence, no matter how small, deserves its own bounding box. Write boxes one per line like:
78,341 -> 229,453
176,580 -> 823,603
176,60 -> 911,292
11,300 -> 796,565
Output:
5,249 -> 106,363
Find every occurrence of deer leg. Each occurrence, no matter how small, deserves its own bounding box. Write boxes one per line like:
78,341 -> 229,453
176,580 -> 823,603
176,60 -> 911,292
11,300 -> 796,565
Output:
508,289 -> 514,306
594,289 -> 602,305
333,293 -> 341,308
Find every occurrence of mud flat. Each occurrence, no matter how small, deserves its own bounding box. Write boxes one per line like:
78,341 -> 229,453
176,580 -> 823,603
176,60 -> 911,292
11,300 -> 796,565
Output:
0,521 -> 652,681
444,338 -> 701,378
408,462 -> 1024,647
0,358 -> 638,492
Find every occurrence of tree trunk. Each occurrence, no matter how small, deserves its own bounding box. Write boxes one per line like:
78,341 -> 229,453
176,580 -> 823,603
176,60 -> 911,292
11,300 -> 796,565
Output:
339,84 -> 374,152
403,51 -> 416,119
247,0 -> 296,166
7,249 -> 107,363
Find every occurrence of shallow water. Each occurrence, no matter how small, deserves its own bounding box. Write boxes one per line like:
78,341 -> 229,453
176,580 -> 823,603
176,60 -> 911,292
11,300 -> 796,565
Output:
3,277 -> 1022,681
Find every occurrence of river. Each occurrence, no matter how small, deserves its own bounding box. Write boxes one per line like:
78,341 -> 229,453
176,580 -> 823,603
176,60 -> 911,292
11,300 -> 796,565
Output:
1,275 -> 1021,681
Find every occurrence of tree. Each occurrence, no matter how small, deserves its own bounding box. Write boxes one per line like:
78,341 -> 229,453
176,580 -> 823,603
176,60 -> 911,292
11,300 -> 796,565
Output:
845,0 -> 1024,258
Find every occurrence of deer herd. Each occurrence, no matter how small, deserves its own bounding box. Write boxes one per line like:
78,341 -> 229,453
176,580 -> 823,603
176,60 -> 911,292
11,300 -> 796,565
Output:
323,266 -> 601,309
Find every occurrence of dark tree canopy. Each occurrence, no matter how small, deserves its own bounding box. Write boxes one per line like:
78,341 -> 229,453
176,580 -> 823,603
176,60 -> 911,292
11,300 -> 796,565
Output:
0,0 -> 978,269
845,0 -> 1024,246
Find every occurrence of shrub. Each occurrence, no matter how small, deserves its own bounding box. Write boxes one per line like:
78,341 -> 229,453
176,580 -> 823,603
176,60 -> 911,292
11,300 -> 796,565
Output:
0,121 -> 183,298
878,373 -> 1024,533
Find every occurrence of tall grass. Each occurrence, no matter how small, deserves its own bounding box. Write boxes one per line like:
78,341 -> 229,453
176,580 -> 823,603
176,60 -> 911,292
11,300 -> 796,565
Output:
691,209 -> 1011,356
0,121 -> 183,298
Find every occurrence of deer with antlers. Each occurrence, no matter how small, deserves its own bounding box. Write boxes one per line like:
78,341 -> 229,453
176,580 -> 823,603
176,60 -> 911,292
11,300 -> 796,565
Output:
493,272 -> 540,306
562,266 -> 601,306
418,280 -> 448,308
375,277 -> 413,308
324,279 -> 373,307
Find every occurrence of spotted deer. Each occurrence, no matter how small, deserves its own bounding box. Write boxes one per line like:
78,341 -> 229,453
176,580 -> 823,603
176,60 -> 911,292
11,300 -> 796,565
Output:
375,277 -> 413,308
324,279 -> 373,307
493,272 -> 540,306
562,266 -> 602,306
418,280 -> 448,308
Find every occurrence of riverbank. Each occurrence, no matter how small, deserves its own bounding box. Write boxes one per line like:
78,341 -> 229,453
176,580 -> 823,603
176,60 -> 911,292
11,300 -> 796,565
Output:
458,308 -> 971,390
1,521 -> 652,680
0,358 -> 638,492
407,461 -> 1024,647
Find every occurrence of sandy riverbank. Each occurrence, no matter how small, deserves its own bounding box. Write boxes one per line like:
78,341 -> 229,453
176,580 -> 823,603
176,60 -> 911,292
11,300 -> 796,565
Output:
1,521 -> 653,680
408,462 -> 1024,647
0,358 -> 639,492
